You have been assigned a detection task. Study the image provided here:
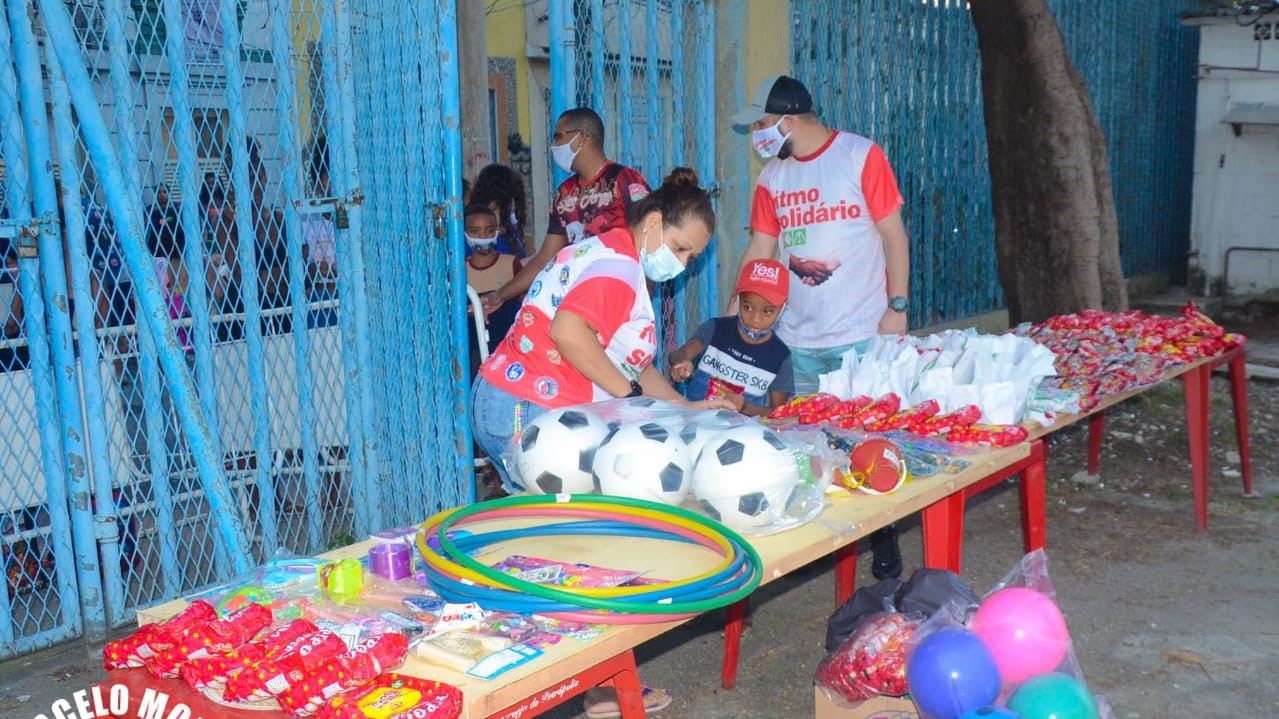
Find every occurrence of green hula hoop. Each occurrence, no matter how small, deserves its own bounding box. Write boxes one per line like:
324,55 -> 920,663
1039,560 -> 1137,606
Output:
433,494 -> 764,615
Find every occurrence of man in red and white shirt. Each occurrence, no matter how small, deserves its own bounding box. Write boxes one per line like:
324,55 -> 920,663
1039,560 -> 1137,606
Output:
482,108 -> 649,317
732,75 -> 911,393
732,75 -> 911,580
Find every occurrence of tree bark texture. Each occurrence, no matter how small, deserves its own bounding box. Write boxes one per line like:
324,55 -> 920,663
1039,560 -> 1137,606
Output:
970,0 -> 1128,325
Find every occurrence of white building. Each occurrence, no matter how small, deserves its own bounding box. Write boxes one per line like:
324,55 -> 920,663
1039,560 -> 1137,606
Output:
1184,8 -> 1279,296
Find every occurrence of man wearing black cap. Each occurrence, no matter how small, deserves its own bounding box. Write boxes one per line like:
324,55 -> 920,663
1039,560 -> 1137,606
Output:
731,74 -> 911,580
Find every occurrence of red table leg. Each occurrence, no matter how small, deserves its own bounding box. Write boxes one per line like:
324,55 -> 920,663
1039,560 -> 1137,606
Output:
721,600 -> 746,690
1020,440 -> 1048,553
1087,412 -> 1104,475
1227,351 -> 1254,496
921,492 -> 964,574
1182,364 -> 1212,532
488,649 -> 649,719
834,542 -> 858,606
602,652 -> 648,719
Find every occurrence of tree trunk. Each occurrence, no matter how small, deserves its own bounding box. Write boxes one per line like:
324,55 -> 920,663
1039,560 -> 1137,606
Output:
970,0 -> 1128,325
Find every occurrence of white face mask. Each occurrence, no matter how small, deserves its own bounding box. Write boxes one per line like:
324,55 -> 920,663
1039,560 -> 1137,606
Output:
751,116 -> 791,159
639,226 -> 686,282
465,234 -> 498,251
551,131 -> 582,172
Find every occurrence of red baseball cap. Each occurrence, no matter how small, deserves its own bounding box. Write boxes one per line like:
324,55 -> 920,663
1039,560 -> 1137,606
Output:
735,259 -> 790,307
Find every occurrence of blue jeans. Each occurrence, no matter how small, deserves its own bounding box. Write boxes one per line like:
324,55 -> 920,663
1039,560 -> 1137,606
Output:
470,376 -> 548,490
789,339 -> 870,395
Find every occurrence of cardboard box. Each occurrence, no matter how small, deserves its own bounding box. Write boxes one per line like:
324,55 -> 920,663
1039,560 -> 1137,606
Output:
815,687 -> 920,719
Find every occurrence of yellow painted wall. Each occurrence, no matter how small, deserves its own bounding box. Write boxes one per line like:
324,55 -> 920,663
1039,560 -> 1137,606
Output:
743,1 -> 791,179
485,5 -> 532,143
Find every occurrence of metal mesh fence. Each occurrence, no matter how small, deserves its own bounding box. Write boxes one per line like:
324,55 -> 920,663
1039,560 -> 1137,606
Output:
792,1 -> 1201,327
346,0 -> 471,525
568,0 -> 718,360
0,0 -> 422,651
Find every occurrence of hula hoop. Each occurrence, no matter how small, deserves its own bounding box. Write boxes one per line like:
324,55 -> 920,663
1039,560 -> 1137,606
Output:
421,518 -> 750,607
417,502 -> 740,597
416,495 -> 762,615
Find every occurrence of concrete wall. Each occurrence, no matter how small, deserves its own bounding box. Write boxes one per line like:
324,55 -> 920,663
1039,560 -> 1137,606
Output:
1188,18 -> 1279,295
715,0 -> 791,309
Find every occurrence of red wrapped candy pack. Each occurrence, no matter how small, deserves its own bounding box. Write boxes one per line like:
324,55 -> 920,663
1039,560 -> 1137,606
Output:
147,603 -> 273,678
223,629 -> 347,703
319,673 -> 463,719
276,632 -> 410,717
816,612 -> 920,703
103,600 -> 218,670
180,618 -> 319,691
800,396 -> 873,425
864,400 -> 940,433
947,423 -> 1029,447
769,392 -> 840,420
914,405 -> 982,436
834,394 -> 901,430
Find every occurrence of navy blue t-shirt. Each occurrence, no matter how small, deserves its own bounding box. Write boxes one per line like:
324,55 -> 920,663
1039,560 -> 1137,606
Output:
682,316 -> 794,407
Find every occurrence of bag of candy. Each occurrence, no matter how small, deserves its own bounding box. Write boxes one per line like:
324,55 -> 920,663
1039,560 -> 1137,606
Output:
223,629 -> 348,703
103,600 -> 218,670
319,673 -> 463,719
180,618 -> 318,692
275,632 -> 409,717
146,603 -> 273,678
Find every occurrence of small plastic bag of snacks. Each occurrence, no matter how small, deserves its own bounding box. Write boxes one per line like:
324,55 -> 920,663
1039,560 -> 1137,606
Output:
180,618 -> 318,691
223,629 -> 348,703
817,612 -> 921,703
103,600 -> 218,670
275,632 -> 409,717
319,673 -> 463,719
146,602 -> 273,677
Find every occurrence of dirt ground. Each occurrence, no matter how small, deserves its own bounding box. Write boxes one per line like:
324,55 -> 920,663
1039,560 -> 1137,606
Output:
0,314 -> 1275,719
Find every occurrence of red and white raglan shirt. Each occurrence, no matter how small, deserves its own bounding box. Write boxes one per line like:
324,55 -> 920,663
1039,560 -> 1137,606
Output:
750,132 -> 905,349
547,162 -> 650,244
479,227 -> 656,408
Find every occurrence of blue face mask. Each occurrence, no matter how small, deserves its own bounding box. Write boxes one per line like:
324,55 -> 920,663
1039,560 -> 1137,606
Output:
639,226 -> 686,282
738,318 -> 773,341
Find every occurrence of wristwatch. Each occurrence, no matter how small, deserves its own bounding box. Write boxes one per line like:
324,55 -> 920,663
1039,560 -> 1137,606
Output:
888,296 -> 909,313
625,380 -> 643,398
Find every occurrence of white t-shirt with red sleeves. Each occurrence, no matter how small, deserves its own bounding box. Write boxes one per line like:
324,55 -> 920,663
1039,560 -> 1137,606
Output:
479,227 -> 656,408
750,131 -> 904,349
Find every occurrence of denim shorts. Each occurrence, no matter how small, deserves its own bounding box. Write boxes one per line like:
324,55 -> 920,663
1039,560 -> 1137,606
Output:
789,339 -> 870,395
470,376 -> 548,490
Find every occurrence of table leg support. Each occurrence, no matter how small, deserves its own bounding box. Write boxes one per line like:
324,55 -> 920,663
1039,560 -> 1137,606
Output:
834,542 -> 857,606
1227,351 -> 1253,496
921,493 -> 964,574
1087,412 -> 1104,475
603,652 -> 648,719
1182,364 -> 1212,532
1020,440 -> 1048,553
721,600 -> 746,690
488,650 -> 647,719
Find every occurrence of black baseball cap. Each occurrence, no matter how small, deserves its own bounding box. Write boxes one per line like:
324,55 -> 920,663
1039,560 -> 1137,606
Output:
732,75 -> 813,127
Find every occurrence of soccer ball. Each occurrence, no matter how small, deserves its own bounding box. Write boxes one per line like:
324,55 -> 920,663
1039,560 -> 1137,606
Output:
679,410 -> 752,464
591,420 -> 693,505
691,423 -> 800,531
511,408 -> 612,495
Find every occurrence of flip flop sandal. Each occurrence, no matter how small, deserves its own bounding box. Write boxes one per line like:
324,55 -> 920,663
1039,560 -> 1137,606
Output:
583,685 -> 673,719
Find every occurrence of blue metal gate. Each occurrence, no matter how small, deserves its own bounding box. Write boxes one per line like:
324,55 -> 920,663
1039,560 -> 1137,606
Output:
552,0 -> 719,356
792,0 -> 1201,327
0,0 -> 466,658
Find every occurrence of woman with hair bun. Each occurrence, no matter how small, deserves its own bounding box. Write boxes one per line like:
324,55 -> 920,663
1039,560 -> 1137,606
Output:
471,166 -> 732,485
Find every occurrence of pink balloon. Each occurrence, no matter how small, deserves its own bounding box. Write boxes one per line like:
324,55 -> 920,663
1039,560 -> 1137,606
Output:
971,587 -> 1070,685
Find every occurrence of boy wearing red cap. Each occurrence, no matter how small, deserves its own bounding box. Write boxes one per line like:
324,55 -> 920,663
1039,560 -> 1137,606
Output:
667,258 -> 793,416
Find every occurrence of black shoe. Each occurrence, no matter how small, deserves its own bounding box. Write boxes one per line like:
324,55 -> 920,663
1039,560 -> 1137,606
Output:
869,524 -> 902,580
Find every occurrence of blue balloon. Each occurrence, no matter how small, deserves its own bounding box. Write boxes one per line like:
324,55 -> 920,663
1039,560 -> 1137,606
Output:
959,708 -> 1022,719
907,628 -> 1003,719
